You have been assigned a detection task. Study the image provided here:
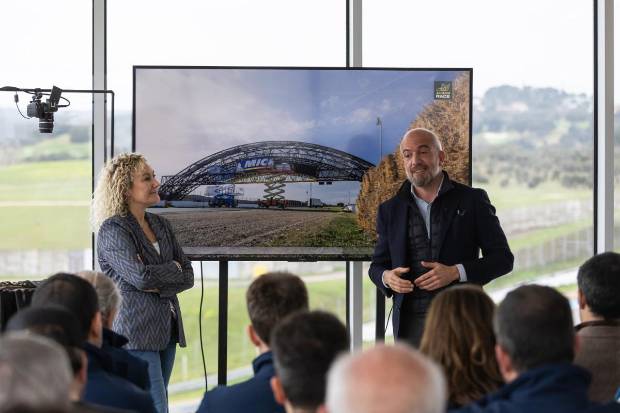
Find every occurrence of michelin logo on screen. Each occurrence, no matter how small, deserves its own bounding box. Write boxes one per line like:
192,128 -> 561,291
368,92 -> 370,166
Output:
237,158 -> 274,171
434,81 -> 452,100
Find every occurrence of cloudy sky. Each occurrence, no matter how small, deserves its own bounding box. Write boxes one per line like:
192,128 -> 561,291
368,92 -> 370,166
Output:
135,68 -> 465,202
136,68 -> 464,171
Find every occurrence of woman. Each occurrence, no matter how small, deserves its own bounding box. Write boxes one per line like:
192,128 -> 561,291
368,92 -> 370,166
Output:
419,285 -> 503,408
92,153 -> 194,413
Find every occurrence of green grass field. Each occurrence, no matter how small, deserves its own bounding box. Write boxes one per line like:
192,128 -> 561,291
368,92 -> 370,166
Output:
0,159 -> 91,201
265,213 -> 375,247
477,178 -> 591,211
508,219 -> 592,251
0,206 -> 90,249
0,159 -> 91,250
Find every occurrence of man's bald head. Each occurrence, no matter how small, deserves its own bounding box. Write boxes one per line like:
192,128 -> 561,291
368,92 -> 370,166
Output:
400,128 -> 443,151
325,344 -> 446,413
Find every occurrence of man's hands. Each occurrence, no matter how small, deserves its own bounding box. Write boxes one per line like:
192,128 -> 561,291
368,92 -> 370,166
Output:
384,262 -> 460,293
383,267 -> 413,293
414,261 -> 459,291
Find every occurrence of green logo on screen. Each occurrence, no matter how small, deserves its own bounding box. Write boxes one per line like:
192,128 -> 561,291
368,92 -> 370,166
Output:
434,81 -> 452,100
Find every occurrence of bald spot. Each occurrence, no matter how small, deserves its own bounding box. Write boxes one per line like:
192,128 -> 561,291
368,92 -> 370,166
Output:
327,344 -> 446,413
400,128 -> 443,151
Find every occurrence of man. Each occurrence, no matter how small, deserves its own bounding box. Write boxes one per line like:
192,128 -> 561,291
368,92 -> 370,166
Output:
574,252 -> 620,402
7,305 -> 133,413
270,310 -> 348,413
0,333 -> 73,413
197,272 -> 309,413
32,272 -> 156,413
325,344 -> 446,413
451,285 -> 620,413
369,128 -> 513,346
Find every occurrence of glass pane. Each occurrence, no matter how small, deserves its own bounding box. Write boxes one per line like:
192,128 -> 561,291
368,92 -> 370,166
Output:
107,2 -> 346,409
364,0 -> 594,307
169,262 -> 218,404
614,3 -> 620,250
0,1 -> 92,281
225,262 -> 346,385
108,0 -> 346,154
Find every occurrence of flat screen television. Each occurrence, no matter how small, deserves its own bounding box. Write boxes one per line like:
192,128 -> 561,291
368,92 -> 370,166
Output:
133,66 -> 472,260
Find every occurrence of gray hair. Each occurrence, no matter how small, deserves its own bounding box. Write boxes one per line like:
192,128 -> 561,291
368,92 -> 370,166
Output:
326,344 -> 446,413
77,270 -> 122,325
0,333 -> 72,412
401,128 -> 443,151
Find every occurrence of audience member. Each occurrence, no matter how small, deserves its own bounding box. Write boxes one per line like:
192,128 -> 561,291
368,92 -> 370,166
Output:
197,272 -> 309,413
420,285 -> 502,408
270,310 -> 348,413
325,343 -> 446,413
0,333 -> 73,413
575,252 -> 620,402
6,305 -> 134,413
6,305 -> 88,402
31,272 -> 156,413
78,270 -> 150,391
450,285 -> 620,413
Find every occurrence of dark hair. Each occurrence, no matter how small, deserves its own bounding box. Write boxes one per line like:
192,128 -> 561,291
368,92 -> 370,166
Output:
577,252 -> 620,319
494,285 -> 574,371
271,310 -> 348,410
31,273 -> 99,342
246,272 -> 309,346
420,285 -> 502,407
6,305 -> 84,374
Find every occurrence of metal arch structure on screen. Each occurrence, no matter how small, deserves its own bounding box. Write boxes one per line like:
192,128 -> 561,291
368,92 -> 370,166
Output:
158,140 -> 375,200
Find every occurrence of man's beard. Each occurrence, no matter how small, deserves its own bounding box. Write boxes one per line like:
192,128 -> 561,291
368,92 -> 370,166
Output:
407,167 -> 436,187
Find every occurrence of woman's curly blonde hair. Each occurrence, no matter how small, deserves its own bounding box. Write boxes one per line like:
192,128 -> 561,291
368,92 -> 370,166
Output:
91,152 -> 148,230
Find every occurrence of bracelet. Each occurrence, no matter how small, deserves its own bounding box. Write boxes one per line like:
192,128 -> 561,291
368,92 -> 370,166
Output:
174,261 -> 182,272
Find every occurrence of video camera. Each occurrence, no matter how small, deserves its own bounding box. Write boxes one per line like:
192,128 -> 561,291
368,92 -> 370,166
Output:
26,86 -> 62,133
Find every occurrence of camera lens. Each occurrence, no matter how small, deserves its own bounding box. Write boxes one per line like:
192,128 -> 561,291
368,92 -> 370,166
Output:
38,112 -> 54,133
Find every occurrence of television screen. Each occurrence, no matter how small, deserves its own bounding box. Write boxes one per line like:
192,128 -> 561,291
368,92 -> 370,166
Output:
133,67 -> 472,260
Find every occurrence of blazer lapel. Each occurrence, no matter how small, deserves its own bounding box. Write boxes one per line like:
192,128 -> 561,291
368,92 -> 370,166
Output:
146,213 -> 170,260
436,191 -> 459,257
392,199 -> 409,268
393,181 -> 416,267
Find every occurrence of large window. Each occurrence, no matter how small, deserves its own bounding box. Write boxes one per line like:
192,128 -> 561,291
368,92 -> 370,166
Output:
107,1 -> 346,408
0,1 -> 92,279
364,0 -> 595,310
614,2 -> 620,250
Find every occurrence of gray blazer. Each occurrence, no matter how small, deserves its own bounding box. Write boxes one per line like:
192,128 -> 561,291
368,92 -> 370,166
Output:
97,212 -> 194,351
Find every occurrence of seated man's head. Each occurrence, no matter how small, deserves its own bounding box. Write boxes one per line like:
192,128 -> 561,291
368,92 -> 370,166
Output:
6,305 -> 87,402
0,333 -> 73,412
246,272 -> 309,352
577,252 -> 620,322
494,285 -> 576,382
31,272 -> 102,347
270,310 -> 348,413
77,270 -> 122,330
326,343 -> 446,413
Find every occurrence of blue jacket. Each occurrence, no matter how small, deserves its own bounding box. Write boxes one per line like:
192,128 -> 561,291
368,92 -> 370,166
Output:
450,363 -> 620,413
196,351 -> 284,413
102,328 -> 151,391
83,343 -> 156,413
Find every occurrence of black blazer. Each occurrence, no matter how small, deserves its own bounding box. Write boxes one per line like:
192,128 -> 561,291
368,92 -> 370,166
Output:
369,175 -> 513,337
97,212 -> 194,350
